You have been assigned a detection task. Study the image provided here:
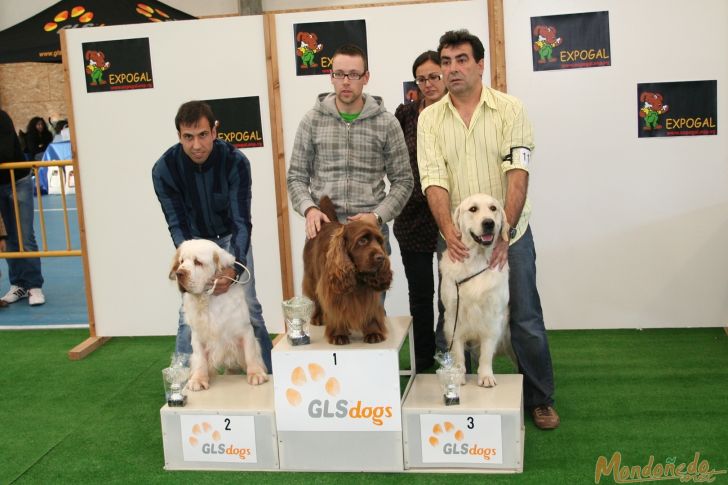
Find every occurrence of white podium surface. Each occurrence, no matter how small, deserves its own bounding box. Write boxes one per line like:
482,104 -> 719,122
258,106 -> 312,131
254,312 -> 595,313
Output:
160,375 -> 279,471
273,316 -> 413,471
402,374 -> 524,473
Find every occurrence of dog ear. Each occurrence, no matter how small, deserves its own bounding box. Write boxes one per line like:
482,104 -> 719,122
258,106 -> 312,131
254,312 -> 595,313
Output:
325,226 -> 357,293
640,92 -> 652,103
452,204 -> 462,232
533,25 -> 545,35
214,248 -> 236,273
297,32 -> 306,41
169,247 -> 181,280
361,257 -> 392,292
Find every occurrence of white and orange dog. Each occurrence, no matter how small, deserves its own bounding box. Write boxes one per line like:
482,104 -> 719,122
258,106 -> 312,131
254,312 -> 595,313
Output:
440,193 -> 512,387
169,239 -> 268,390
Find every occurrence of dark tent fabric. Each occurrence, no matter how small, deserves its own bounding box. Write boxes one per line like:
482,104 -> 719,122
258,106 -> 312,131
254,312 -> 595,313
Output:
0,1 -> 196,63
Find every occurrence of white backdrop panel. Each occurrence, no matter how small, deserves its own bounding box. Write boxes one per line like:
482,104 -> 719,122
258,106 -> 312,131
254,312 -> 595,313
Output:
504,0 -> 728,328
64,16 -> 284,335
275,0 -> 490,318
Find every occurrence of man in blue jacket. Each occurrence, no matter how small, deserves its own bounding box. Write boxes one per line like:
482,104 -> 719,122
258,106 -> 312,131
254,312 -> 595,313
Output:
152,100 -> 272,372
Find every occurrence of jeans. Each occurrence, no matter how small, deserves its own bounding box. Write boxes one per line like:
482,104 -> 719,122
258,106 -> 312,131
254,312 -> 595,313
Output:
507,225 -> 555,408
0,176 -> 44,288
175,237 -> 273,373
400,250 -> 437,370
435,226 -> 555,408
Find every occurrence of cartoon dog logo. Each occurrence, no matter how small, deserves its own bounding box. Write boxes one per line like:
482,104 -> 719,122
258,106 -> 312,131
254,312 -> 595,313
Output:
296,31 -> 323,69
533,25 -> 562,64
639,92 -> 669,130
84,50 -> 111,86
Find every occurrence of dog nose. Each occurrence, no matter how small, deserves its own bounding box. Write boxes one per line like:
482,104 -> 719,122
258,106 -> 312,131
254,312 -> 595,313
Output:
373,253 -> 385,264
482,219 -> 495,231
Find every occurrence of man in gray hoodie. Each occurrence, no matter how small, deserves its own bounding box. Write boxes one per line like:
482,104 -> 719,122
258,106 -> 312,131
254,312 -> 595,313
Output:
287,44 -> 413,240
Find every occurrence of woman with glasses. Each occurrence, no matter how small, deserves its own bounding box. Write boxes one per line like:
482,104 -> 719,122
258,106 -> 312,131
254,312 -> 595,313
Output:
393,50 -> 447,372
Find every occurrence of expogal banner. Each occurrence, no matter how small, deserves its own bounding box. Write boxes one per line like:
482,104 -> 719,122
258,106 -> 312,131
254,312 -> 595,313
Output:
530,11 -> 611,71
81,37 -> 153,93
637,80 -> 717,138
292,19 -> 367,76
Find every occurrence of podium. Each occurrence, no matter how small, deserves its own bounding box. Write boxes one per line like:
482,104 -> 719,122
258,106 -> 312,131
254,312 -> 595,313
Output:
272,316 -> 414,471
402,374 -> 524,472
159,315 -> 525,473
160,375 -> 279,470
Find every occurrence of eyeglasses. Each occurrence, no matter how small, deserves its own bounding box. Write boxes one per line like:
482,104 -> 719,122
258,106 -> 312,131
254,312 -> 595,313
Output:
415,73 -> 443,85
331,71 -> 366,80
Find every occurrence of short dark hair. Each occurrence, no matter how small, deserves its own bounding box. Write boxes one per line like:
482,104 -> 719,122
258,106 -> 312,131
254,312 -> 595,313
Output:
412,50 -> 440,78
175,101 -> 216,132
437,29 -> 485,62
332,43 -> 368,72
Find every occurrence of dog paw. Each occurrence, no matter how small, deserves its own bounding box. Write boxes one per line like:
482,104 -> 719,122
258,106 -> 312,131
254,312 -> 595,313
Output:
247,372 -> 268,386
363,333 -> 385,344
187,378 -> 210,391
331,335 -> 350,345
478,373 -> 497,388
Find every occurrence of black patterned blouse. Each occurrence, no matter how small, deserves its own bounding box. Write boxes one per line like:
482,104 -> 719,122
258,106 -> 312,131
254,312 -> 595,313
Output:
393,101 -> 439,253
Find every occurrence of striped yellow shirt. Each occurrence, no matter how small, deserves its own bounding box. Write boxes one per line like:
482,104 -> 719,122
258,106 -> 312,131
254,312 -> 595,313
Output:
417,85 -> 534,242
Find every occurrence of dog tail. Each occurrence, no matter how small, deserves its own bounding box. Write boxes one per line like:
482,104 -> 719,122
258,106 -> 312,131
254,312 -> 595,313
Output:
318,195 -> 338,222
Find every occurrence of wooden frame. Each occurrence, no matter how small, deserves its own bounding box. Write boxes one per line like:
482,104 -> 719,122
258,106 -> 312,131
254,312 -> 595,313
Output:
60,30 -> 108,360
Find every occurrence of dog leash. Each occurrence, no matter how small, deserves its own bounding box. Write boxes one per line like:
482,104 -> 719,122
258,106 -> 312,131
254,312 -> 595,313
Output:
448,266 -> 490,353
205,262 -> 252,295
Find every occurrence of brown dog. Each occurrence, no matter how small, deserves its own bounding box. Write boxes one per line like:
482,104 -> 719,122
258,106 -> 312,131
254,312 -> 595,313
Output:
302,196 -> 392,345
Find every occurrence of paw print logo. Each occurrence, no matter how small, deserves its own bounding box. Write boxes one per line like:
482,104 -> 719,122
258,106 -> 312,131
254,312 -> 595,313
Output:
285,363 -> 340,406
187,421 -> 221,446
136,3 -> 171,22
43,6 -> 95,32
428,421 -> 464,447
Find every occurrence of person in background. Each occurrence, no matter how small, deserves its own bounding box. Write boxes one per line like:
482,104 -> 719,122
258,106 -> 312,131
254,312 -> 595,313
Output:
393,50 -> 447,371
0,108 -> 45,306
152,100 -> 273,372
25,117 -> 53,160
418,30 -> 559,429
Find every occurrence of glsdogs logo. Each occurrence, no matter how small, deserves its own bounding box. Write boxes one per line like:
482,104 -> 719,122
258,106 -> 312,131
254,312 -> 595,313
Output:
284,362 -> 393,426
43,5 -> 98,32
186,421 -> 251,460
296,31 -> 324,69
135,3 -> 172,22
428,420 -> 497,461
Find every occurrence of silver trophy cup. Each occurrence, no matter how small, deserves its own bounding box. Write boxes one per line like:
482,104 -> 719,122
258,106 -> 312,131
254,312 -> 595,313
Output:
282,296 -> 313,346
436,363 -> 465,406
162,365 -> 190,407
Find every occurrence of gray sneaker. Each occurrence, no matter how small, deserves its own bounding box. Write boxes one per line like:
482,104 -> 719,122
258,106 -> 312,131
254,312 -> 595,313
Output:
29,288 -> 46,306
1,285 -> 28,304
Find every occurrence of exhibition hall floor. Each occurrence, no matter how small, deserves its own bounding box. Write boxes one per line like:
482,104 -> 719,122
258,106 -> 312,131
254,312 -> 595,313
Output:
1,327 -> 726,484
0,194 -> 88,328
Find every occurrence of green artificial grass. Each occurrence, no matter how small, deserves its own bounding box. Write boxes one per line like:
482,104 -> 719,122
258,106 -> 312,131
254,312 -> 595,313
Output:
1,328 -> 727,484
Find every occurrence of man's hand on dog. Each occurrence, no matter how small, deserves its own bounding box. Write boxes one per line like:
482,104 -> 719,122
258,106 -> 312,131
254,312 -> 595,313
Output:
212,267 -> 237,295
305,207 -> 330,239
488,237 -> 509,271
445,226 -> 469,262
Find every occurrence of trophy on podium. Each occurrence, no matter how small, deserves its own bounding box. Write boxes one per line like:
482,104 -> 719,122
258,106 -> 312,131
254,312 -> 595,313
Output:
435,352 -> 465,406
162,353 -> 191,407
282,296 -> 313,346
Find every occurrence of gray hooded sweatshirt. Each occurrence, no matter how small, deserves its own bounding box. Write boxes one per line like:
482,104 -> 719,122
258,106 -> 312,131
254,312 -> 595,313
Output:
287,92 -> 413,223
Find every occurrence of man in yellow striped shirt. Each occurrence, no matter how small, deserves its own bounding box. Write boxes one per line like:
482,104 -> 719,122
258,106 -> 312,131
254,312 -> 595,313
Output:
417,30 -> 559,430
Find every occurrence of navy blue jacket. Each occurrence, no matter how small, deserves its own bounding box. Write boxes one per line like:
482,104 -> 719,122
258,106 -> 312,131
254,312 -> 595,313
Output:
152,139 -> 253,266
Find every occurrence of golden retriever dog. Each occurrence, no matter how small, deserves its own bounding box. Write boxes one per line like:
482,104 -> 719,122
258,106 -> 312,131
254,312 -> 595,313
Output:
302,196 -> 392,345
440,193 -> 511,387
169,239 -> 268,389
